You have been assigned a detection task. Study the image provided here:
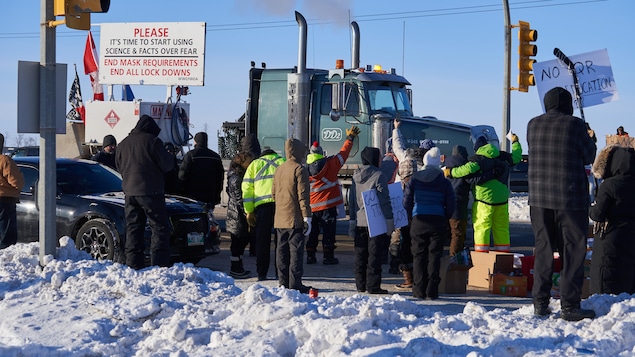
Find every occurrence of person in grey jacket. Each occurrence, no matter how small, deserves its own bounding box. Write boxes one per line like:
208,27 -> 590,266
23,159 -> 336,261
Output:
348,147 -> 394,294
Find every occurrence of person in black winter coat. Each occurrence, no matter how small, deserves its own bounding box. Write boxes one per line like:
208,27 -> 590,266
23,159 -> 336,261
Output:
115,115 -> 176,269
163,143 -> 180,195
226,151 -> 256,278
589,145 -> 635,295
91,134 -> 117,171
178,132 -> 225,208
443,145 -> 471,256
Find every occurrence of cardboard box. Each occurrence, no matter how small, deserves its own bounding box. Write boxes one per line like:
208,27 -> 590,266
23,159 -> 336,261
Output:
468,252 -> 515,288
520,255 -> 562,291
489,273 -> 528,297
439,256 -> 471,294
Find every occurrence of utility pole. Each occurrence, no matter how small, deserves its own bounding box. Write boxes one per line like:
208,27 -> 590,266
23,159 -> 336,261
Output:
40,0 -> 58,264
502,0 -> 511,152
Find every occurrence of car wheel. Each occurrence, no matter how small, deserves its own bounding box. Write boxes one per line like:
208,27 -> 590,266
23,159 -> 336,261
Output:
76,219 -> 120,261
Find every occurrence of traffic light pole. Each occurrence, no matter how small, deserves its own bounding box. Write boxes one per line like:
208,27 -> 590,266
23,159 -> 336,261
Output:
40,0 -> 58,264
502,0 -> 511,152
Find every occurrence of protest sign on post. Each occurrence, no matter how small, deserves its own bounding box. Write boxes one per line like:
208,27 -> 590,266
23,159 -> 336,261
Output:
534,49 -> 618,112
388,182 -> 408,229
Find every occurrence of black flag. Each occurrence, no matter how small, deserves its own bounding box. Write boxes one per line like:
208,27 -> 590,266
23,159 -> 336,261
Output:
66,66 -> 85,123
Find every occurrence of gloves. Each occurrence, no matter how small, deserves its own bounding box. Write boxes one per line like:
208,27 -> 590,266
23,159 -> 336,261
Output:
303,217 -> 312,237
346,125 -> 361,140
348,220 -> 357,238
443,167 -> 452,178
385,219 -> 394,235
246,212 -> 256,227
511,134 -> 519,143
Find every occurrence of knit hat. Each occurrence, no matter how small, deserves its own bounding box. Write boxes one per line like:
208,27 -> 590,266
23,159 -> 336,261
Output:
473,136 -> 488,151
423,147 -> 441,167
420,139 -> 435,150
310,141 -> 323,156
103,134 -> 116,147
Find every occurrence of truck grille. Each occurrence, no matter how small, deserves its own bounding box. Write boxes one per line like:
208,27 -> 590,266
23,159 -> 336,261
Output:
170,213 -> 208,238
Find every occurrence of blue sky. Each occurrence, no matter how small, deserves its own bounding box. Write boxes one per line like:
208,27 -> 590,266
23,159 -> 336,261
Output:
1,0 -> 631,151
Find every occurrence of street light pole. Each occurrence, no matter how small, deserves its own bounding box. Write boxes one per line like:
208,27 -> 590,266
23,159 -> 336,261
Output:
40,0 -> 57,264
502,0 -> 511,153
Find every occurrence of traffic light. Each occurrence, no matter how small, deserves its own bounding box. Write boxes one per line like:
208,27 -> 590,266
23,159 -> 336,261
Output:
53,0 -> 110,30
517,21 -> 537,92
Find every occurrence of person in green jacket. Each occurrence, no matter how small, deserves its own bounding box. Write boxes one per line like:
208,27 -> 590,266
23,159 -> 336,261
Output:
242,145 -> 286,281
446,135 -> 522,252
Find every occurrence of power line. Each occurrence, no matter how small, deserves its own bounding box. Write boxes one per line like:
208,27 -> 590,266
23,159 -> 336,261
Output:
0,0 -> 608,40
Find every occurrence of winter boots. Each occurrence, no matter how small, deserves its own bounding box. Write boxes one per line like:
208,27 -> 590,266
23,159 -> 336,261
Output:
307,247 -> 339,265
229,256 -> 250,279
395,269 -> 413,289
323,248 -> 339,265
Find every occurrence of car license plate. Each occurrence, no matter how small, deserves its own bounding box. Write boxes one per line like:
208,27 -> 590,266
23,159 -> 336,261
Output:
187,232 -> 204,246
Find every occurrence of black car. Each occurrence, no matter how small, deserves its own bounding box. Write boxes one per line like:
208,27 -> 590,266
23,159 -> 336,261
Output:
10,146 -> 40,157
510,155 -> 529,193
15,157 -> 220,263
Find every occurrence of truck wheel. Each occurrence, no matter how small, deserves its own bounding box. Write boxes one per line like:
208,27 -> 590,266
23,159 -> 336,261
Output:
76,219 -> 120,261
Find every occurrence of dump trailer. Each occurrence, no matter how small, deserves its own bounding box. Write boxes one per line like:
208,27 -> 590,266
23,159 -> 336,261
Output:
220,12 -> 499,176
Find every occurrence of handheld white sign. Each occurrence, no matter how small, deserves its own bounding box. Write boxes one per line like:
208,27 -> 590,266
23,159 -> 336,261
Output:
362,184 -> 406,237
362,189 -> 387,238
388,182 -> 408,229
99,22 -> 206,86
533,49 -> 618,112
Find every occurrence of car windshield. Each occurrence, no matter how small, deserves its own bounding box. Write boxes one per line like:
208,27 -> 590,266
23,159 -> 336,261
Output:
57,161 -> 122,195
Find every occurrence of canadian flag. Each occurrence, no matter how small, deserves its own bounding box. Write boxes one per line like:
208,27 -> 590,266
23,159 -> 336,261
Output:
83,31 -> 104,101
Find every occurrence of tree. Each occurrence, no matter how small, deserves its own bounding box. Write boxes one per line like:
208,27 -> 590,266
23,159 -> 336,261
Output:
13,134 -> 37,147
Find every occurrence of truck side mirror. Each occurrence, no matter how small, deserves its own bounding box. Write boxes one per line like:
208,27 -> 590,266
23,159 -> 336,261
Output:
330,82 -> 343,121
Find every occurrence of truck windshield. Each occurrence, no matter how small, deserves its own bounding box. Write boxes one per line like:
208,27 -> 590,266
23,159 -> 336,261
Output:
366,84 -> 412,116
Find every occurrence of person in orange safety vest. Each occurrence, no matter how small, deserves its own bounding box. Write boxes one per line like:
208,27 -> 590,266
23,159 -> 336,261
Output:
305,125 -> 360,265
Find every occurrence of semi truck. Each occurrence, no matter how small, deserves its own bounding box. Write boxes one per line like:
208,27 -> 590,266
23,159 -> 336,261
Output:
220,12 -> 499,177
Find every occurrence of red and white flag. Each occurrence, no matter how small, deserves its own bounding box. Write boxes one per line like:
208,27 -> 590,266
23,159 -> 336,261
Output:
83,31 -> 104,101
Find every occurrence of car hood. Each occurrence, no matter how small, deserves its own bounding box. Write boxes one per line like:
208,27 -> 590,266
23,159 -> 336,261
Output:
79,192 -> 206,213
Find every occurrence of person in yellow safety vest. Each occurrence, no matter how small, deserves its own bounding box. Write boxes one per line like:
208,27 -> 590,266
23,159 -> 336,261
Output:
242,144 -> 286,281
305,125 -> 360,265
445,135 -> 523,252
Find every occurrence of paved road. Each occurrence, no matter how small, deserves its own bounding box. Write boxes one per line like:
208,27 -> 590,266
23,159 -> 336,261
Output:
195,208 -> 536,314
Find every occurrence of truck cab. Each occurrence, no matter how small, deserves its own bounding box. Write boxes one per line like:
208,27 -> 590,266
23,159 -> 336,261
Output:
246,64 -> 498,176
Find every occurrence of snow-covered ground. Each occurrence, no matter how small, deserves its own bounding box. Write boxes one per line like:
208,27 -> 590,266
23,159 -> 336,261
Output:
1,194 -> 634,356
